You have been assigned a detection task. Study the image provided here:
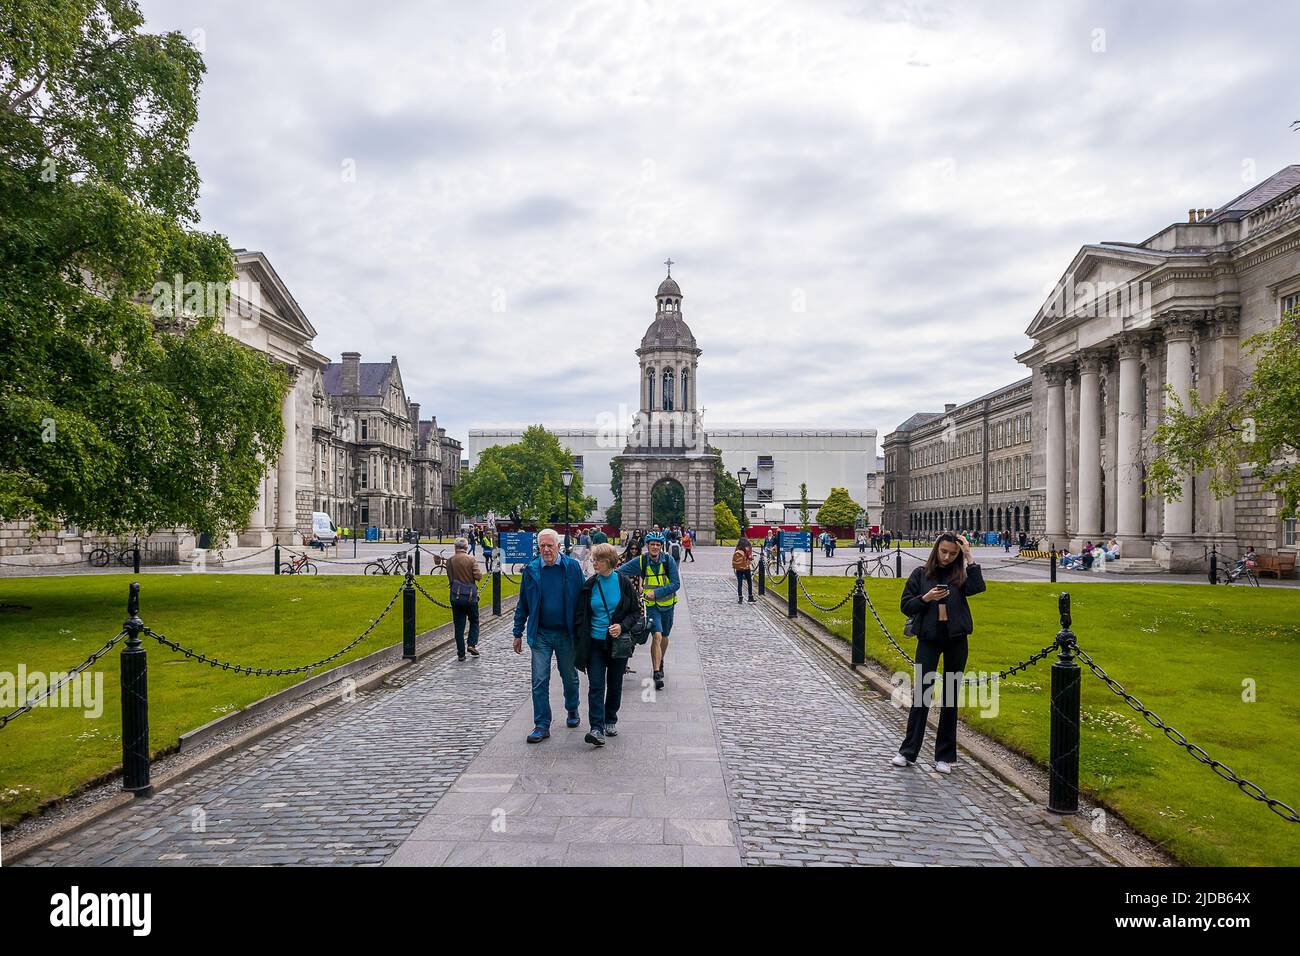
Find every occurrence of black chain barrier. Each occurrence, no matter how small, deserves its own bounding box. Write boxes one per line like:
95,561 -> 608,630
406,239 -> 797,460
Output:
141,581 -> 405,676
796,574 -> 857,613
0,630 -> 128,730
211,543 -> 280,565
1072,642 -> 1300,823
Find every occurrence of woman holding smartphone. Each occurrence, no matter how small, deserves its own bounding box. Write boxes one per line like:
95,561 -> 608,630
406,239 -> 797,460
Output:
892,532 -> 985,774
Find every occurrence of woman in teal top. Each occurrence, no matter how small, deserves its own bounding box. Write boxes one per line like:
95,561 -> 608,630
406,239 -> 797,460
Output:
573,543 -> 643,746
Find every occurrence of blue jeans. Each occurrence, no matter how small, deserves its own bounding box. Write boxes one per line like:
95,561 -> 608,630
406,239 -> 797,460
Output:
587,638 -> 627,730
531,628 -> 580,730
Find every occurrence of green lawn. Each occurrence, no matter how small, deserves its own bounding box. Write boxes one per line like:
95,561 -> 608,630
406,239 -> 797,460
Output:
0,573 -> 517,827
795,576 -> 1300,866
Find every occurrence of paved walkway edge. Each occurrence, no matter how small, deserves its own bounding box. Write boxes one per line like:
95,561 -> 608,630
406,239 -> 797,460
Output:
2,597 -> 518,865
759,590 -> 1154,868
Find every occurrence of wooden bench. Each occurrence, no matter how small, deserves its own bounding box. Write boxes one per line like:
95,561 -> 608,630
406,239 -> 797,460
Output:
1256,553 -> 1296,578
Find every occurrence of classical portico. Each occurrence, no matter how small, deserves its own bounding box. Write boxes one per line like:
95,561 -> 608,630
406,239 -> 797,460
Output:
616,266 -> 718,544
1018,166 -> 1300,569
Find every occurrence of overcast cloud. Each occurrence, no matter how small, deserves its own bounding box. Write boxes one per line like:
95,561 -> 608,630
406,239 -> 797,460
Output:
139,0 -> 1300,446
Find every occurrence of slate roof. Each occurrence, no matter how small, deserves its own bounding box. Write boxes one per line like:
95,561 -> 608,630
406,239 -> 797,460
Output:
1202,165 -> 1300,222
322,362 -> 391,396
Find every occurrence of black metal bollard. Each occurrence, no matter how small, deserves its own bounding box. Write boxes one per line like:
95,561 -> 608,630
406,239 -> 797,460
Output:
492,569 -> 501,616
120,582 -> 152,797
1050,545 -> 1057,583
787,566 -> 798,619
274,542 -> 281,575
757,554 -> 766,596
895,541 -> 902,579
851,578 -> 866,666
415,546 -> 421,576
402,562 -> 416,661
1048,592 -> 1080,814
133,544 -> 141,575
1208,547 -> 1217,585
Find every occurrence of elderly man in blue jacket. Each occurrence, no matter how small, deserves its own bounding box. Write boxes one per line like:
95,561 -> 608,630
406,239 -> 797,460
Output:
513,528 -> 586,743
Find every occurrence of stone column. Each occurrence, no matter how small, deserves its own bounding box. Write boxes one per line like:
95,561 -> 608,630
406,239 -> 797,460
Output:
1075,352 -> 1103,544
1204,308 -> 1240,547
239,469 -> 275,548
1115,333 -> 1146,546
277,374 -> 299,539
1044,363 -> 1069,545
1160,314 -> 1198,536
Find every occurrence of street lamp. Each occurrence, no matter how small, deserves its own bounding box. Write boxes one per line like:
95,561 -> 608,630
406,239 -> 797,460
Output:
560,467 -> 574,553
737,467 -> 751,541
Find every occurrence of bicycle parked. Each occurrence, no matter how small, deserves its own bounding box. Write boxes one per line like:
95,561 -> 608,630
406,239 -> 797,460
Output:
87,543 -> 136,567
279,552 -> 318,575
843,554 -> 894,577
364,550 -> 410,576
1217,553 -> 1260,586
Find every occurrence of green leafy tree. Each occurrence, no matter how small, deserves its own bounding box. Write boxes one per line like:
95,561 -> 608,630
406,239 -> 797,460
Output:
816,487 -> 862,528
453,426 -> 595,527
605,457 -> 623,527
707,444 -> 742,526
1148,306 -> 1300,517
0,0 -> 288,538
651,480 -> 684,526
799,482 -> 811,530
714,500 -> 740,542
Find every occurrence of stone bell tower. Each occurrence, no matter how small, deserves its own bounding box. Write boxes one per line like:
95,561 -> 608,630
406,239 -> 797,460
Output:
616,261 -> 718,544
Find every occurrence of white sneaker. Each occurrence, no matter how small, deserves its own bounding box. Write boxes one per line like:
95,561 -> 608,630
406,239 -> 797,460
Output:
935,761 -> 952,775
890,754 -> 912,768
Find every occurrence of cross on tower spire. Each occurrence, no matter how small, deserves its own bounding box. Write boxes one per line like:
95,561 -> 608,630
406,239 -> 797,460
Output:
664,257 -> 673,276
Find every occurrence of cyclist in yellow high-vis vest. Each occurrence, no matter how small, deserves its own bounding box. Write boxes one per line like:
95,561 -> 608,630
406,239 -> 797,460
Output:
616,532 -> 680,690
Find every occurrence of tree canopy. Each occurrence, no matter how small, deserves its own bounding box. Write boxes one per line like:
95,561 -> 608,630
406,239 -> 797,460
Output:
714,500 -> 740,542
1,0 -> 288,537
453,426 -> 596,527
816,487 -> 862,527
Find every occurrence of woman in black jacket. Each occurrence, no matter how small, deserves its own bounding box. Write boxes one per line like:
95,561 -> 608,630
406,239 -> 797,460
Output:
892,532 -> 985,774
573,543 -> 644,746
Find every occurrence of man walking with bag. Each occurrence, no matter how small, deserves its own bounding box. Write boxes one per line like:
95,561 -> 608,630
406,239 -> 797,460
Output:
447,536 -> 483,661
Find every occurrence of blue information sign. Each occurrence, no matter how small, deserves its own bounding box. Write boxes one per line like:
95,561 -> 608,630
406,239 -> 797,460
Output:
779,530 -> 812,551
499,531 -> 537,563
365,526 -> 379,542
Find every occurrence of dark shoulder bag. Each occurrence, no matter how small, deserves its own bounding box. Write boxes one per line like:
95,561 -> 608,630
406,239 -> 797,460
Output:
596,579 -> 635,659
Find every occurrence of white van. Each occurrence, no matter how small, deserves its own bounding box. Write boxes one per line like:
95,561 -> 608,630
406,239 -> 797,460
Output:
312,512 -> 338,544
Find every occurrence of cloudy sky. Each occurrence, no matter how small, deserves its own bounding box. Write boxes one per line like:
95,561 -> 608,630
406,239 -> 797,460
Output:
141,0 -> 1300,447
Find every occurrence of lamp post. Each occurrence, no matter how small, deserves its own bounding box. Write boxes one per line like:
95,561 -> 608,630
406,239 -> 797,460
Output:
736,467 -> 750,543
560,467 -> 574,554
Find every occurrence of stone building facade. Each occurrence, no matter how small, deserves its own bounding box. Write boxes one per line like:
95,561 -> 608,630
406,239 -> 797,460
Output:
882,379 -> 1034,538
1018,164 -> 1300,569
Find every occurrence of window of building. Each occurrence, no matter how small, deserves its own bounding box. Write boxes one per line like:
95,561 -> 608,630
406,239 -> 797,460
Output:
662,368 -> 675,411
646,368 -> 655,410
1283,292 -> 1300,318
1285,517 -> 1297,547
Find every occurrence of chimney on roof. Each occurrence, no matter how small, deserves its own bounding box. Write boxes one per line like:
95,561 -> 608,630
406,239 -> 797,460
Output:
944,403 -> 956,413
341,351 -> 360,394
409,402 -> 420,431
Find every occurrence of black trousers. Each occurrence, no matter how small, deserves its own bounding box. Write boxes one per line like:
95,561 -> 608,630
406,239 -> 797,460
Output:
452,602 -> 479,656
587,639 -> 628,730
899,633 -> 969,763
734,568 -> 753,599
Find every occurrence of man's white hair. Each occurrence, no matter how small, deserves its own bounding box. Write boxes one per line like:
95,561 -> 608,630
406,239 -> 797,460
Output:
538,528 -> 560,544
